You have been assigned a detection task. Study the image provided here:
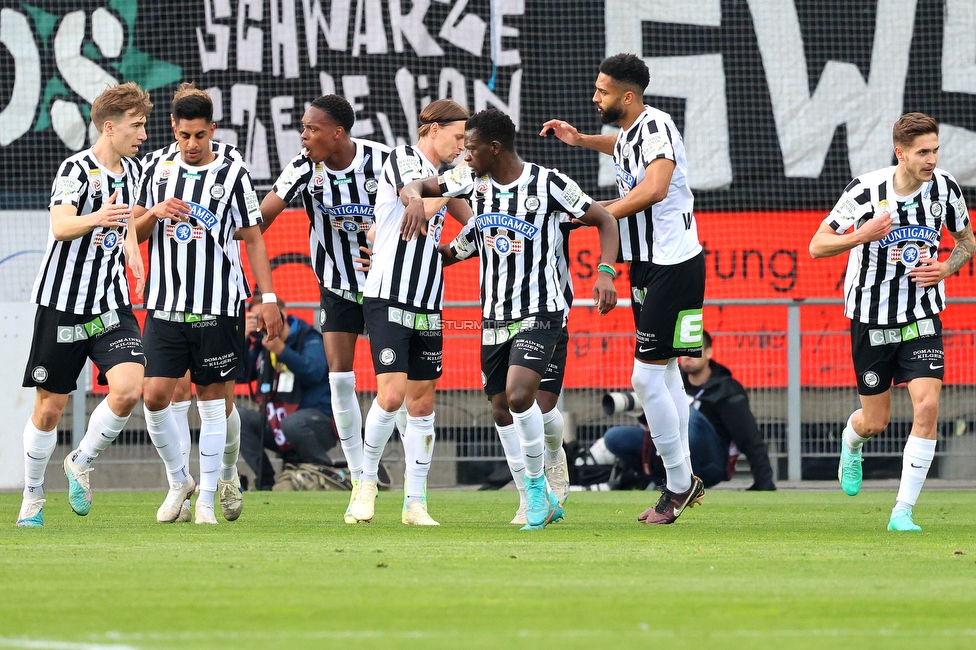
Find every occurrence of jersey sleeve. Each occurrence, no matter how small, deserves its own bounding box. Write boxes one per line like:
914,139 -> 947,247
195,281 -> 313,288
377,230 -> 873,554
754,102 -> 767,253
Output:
49,160 -> 87,209
449,221 -> 479,260
438,165 -> 475,199
136,159 -> 159,210
272,155 -> 312,203
231,170 -> 263,229
548,171 -> 592,219
943,174 -> 971,234
387,148 -> 430,190
825,178 -> 873,233
638,118 -> 677,167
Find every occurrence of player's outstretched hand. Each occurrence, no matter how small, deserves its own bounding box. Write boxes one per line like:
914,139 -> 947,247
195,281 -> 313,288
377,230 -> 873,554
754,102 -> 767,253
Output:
400,197 -> 428,241
91,190 -> 130,228
539,120 -> 581,147
355,245 -> 372,272
858,212 -> 893,243
909,256 -> 944,288
155,197 -> 192,223
593,273 -> 617,315
258,301 -> 283,341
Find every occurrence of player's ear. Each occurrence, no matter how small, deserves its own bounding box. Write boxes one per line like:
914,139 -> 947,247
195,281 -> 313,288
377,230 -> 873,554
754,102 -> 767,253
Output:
208,122 -> 216,138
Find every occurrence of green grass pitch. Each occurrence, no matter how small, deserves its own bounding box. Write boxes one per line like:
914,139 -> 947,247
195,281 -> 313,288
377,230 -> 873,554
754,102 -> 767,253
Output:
1,489 -> 974,649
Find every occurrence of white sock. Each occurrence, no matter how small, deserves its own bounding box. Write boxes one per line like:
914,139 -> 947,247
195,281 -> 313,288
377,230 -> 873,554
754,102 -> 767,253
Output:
220,404 -> 241,481
633,360 -> 691,493
74,398 -> 129,469
511,402 -> 545,479
403,413 -> 435,507
361,398 -> 397,482
665,358 -> 693,473
394,402 -> 408,436
843,411 -> 870,454
145,404 -> 189,484
894,436 -> 936,514
196,399 -> 225,507
330,371 -> 363,480
542,407 -> 564,467
496,423 -> 527,506
171,400 -> 193,472
23,419 -> 57,500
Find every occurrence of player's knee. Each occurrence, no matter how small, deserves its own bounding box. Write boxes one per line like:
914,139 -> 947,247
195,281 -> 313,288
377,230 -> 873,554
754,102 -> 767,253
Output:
142,389 -> 170,413
376,392 -> 405,414
506,387 -> 535,413
405,395 -> 434,417
913,396 -> 940,427
33,407 -> 63,432
861,412 -> 890,436
111,383 -> 143,414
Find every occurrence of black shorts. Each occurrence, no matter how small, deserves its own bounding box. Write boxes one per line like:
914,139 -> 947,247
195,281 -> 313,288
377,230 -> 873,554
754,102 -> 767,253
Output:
538,326 -> 569,396
850,316 -> 945,395
319,286 -> 365,334
481,313 -> 563,396
630,251 -> 705,361
23,305 -> 145,394
363,297 -> 442,380
143,310 -> 245,386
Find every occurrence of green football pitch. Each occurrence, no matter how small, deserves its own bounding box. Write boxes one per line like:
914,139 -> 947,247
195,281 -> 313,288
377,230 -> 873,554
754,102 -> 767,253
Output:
1,489 -> 974,650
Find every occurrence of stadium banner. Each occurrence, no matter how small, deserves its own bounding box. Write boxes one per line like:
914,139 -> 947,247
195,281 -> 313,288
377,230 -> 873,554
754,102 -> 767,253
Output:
2,0 -> 976,208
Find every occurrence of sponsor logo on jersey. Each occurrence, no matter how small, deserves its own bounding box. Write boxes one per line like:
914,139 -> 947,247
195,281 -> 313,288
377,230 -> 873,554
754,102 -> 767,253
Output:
321,204 -> 375,219
88,169 -> 102,192
876,226 -> 939,248
614,164 -> 635,192
475,213 -> 539,238
160,160 -> 175,179
186,201 -> 219,230
166,222 -> 205,243
92,230 -> 120,251
57,310 -> 121,343
485,234 -> 522,256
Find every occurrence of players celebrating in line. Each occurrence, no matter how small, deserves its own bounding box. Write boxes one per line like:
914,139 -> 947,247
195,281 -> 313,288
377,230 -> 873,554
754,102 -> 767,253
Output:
404,109 -> 618,530
809,113 -> 975,531
542,53 -> 706,525
347,99 -> 472,526
132,88 -> 282,525
260,95 -> 390,523
18,83 -> 152,526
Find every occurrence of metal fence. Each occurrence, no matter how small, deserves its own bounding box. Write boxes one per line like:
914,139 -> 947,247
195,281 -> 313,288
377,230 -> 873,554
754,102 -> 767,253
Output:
56,299 -> 976,486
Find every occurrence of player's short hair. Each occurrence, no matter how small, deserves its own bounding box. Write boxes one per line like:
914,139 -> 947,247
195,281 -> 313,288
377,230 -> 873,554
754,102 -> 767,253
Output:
172,82 -> 214,124
465,109 -> 516,152
90,82 -> 153,133
418,99 -> 469,139
599,53 -> 650,94
310,95 -> 355,133
893,112 -> 939,148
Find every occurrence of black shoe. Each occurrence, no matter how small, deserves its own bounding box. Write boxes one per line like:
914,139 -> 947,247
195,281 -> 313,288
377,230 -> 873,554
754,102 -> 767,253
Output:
746,482 -> 777,491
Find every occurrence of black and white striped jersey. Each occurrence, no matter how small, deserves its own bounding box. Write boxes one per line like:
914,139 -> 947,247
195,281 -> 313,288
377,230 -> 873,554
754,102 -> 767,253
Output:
439,163 -> 592,321
450,215 -> 578,319
827,166 -> 971,325
365,145 -> 447,310
138,151 -> 263,316
614,106 -> 700,265
272,139 -> 389,294
141,140 -> 243,172
31,149 -> 142,315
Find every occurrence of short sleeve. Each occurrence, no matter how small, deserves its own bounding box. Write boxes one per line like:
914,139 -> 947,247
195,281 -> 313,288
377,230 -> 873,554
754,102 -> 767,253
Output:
439,165 -> 475,199
388,149 -> 428,190
826,179 -> 873,233
272,155 -> 312,203
449,221 -> 478,260
49,161 -> 86,208
944,174 -> 971,234
231,171 -> 263,229
638,119 -> 676,166
548,171 -> 592,218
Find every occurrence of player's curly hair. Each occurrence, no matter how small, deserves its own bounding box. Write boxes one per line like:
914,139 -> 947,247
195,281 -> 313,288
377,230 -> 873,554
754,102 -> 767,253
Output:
465,109 -> 516,152
310,95 -> 355,133
172,82 -> 213,123
90,82 -> 153,133
600,53 -> 650,94
893,113 -> 938,148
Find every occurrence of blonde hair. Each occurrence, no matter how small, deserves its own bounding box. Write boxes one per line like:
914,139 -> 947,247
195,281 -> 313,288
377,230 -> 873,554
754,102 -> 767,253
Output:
90,82 -> 152,133
417,99 -> 469,139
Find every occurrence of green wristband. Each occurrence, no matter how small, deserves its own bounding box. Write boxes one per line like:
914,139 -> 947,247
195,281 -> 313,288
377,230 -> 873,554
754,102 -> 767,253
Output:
597,263 -> 617,278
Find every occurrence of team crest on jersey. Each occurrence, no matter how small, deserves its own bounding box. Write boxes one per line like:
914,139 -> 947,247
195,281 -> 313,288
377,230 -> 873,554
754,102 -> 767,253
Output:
524,196 -> 540,211
210,185 -> 225,200
862,371 -> 880,388
622,143 -> 632,158
92,230 -> 120,251
365,178 -> 378,194
31,366 -> 48,383
379,348 -> 396,366
186,202 -> 219,230
930,201 -> 943,217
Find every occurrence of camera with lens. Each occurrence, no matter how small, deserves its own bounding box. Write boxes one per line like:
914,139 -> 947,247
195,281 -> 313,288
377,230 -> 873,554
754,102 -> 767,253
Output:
602,391 -> 643,416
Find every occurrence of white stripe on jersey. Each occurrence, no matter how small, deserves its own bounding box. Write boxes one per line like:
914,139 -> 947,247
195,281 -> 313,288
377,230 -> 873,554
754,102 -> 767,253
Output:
31,149 -> 141,315
272,139 -> 389,293
440,163 -> 592,321
827,166 -> 970,325
365,145 -> 447,310
614,106 -> 700,265
141,141 -> 243,173
139,151 -> 262,316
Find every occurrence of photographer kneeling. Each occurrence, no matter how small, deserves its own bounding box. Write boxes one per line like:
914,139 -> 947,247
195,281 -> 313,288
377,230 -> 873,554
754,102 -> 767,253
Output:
239,295 -> 337,489
602,331 -> 776,491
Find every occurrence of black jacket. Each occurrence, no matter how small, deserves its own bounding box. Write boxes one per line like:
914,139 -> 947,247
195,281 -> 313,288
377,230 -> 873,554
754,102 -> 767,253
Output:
683,360 -> 775,489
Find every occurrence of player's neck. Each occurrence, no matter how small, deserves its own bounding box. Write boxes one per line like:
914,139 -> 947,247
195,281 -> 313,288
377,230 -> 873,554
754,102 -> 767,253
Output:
490,157 -> 523,185
892,165 -> 924,197
91,137 -> 124,174
324,138 -> 356,170
616,106 -> 644,132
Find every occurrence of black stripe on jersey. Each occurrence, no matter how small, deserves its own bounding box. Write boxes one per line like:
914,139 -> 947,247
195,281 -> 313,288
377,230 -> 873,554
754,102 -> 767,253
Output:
854,181 -> 883,320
